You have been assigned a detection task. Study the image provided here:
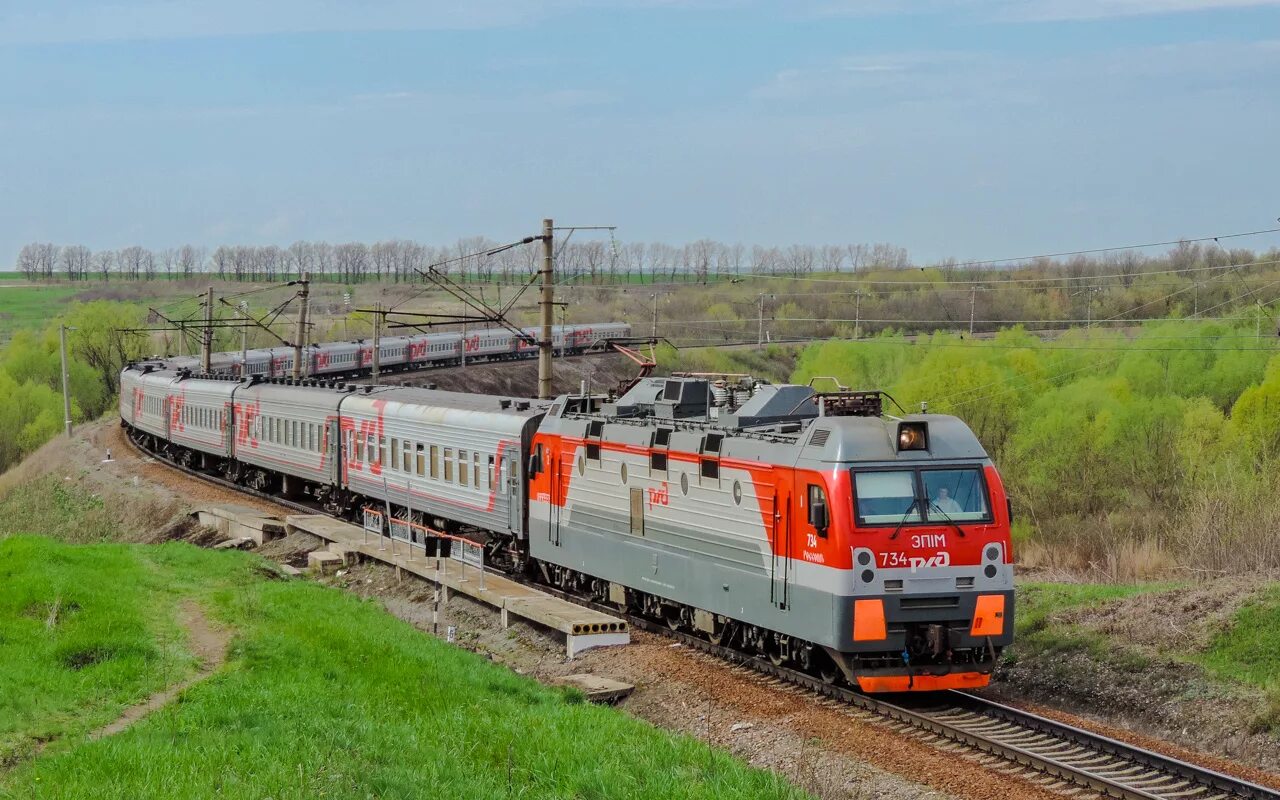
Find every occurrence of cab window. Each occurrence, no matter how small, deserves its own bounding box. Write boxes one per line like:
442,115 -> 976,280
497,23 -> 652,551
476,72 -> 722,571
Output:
853,471 -> 921,525
922,468 -> 991,522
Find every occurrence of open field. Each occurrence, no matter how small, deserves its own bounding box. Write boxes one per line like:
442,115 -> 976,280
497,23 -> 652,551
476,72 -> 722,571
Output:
0,532 -> 804,800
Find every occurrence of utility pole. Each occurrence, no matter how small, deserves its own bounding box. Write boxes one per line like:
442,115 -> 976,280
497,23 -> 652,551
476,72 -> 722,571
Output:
239,301 -> 249,377
650,293 -> 658,338
59,324 -> 73,437
538,218 -> 554,399
757,293 -> 766,348
461,300 -> 467,369
1085,286 -> 1102,328
372,302 -> 382,385
853,290 -> 863,340
968,285 -> 986,336
294,271 -> 309,379
201,285 -> 214,373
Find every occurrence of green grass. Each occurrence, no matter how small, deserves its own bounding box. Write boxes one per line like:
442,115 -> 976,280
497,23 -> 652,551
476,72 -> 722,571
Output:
0,477 -> 125,544
0,286 -> 85,340
0,536 -> 805,799
1198,584 -> 1280,730
1008,582 -> 1171,669
0,537 -> 193,767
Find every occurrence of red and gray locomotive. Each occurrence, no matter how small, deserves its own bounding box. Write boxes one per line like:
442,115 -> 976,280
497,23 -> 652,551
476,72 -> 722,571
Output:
122,353 -> 1012,692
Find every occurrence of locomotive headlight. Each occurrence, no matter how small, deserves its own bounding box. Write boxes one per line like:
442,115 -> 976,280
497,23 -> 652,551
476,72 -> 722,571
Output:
897,422 -> 928,452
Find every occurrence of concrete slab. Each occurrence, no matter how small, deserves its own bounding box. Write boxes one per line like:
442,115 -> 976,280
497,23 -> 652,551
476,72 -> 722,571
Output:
212,536 -> 256,550
307,550 -> 344,575
193,504 -> 286,545
555,674 -> 635,704
285,513 -> 629,657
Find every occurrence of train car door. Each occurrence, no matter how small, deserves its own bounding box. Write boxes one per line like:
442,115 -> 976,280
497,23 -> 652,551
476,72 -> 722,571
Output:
506,454 -> 521,534
326,418 -> 342,485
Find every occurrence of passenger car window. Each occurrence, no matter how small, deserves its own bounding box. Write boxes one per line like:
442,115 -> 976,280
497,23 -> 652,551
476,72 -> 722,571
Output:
853,471 -> 921,525
922,469 -> 991,522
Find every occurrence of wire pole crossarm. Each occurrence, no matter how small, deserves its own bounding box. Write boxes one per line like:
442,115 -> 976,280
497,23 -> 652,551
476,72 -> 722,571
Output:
218,297 -> 293,347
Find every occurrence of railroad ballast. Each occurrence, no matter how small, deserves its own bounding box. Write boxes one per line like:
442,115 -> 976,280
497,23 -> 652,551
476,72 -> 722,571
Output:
121,342 -> 1014,693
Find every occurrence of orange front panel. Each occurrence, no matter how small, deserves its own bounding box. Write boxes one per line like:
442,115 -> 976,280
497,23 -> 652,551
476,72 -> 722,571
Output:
853,599 -> 887,641
970,594 -> 1006,637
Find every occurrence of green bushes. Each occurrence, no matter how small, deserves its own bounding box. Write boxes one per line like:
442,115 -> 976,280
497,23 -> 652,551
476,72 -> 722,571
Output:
792,321 -> 1280,573
0,301 -> 148,474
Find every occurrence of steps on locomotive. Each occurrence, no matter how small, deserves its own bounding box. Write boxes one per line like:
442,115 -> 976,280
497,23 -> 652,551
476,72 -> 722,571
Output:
284,513 -> 630,658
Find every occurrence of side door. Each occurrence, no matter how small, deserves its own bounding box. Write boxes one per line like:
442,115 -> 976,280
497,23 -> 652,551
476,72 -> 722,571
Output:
770,474 -> 795,611
506,453 -> 521,534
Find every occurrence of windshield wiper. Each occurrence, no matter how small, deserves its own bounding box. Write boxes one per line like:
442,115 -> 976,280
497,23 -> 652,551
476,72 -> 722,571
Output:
887,499 -> 919,541
927,504 -> 967,538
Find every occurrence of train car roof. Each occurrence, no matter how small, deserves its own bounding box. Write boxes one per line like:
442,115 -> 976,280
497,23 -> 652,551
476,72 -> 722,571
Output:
345,385 -> 552,418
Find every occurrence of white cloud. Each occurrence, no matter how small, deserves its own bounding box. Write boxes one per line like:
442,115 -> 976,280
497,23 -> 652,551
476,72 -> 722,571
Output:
0,1 -> 573,44
1001,0 -> 1280,21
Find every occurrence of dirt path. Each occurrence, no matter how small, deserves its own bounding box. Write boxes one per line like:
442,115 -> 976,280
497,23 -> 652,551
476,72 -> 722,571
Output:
89,601 -> 229,740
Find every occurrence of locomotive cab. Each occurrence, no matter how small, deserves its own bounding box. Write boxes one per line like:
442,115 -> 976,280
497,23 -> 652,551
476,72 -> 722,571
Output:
812,411 -> 1014,692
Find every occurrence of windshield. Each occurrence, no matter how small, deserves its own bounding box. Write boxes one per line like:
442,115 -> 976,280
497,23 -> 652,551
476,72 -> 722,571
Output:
854,466 -> 992,527
923,468 -> 990,522
854,471 -> 921,525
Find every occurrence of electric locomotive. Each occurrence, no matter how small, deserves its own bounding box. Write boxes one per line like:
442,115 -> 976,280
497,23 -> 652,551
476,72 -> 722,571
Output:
526,377 -> 1013,691
120,363 -> 1012,692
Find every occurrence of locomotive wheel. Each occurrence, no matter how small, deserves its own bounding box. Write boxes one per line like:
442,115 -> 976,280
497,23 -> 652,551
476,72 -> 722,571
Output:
767,638 -> 787,667
818,663 -> 841,685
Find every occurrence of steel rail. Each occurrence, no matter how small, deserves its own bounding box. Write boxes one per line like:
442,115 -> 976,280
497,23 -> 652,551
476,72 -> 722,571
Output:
128,433 -> 1278,800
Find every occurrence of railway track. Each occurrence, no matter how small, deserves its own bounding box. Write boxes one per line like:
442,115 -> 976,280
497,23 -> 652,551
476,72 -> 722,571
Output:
129,433 -> 1279,800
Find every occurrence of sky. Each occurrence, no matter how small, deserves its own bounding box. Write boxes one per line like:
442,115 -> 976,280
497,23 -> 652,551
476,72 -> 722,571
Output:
1,0 -> 1278,264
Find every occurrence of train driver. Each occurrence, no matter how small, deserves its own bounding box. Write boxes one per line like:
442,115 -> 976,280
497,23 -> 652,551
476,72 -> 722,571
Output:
930,487 -> 962,515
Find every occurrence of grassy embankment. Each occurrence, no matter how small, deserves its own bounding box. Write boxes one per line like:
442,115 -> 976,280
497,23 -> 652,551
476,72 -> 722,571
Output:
1013,581 -> 1280,730
0,532 -> 804,799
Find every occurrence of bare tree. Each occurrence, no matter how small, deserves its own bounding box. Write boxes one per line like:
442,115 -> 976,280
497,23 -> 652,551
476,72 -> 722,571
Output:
118,246 -> 146,280
820,245 -> 846,274
334,242 -> 369,283
313,242 -> 335,279
177,244 -> 204,279
210,246 -> 233,279
686,239 -> 715,283
287,240 -> 315,280
16,243 -> 40,280
61,245 -> 91,281
93,249 -> 115,282
370,241 -> 396,282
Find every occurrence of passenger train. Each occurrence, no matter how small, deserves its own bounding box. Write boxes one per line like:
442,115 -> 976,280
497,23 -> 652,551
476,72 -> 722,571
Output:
121,344 -> 1013,693
167,322 -> 633,379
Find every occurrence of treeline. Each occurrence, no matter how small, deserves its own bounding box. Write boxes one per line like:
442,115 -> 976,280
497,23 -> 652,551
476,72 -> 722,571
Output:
626,242 -> 1280,343
14,239 -> 913,284
791,321 -> 1280,576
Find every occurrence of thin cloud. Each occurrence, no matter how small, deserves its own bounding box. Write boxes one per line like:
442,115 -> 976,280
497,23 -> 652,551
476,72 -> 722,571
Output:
1002,0 -> 1280,21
